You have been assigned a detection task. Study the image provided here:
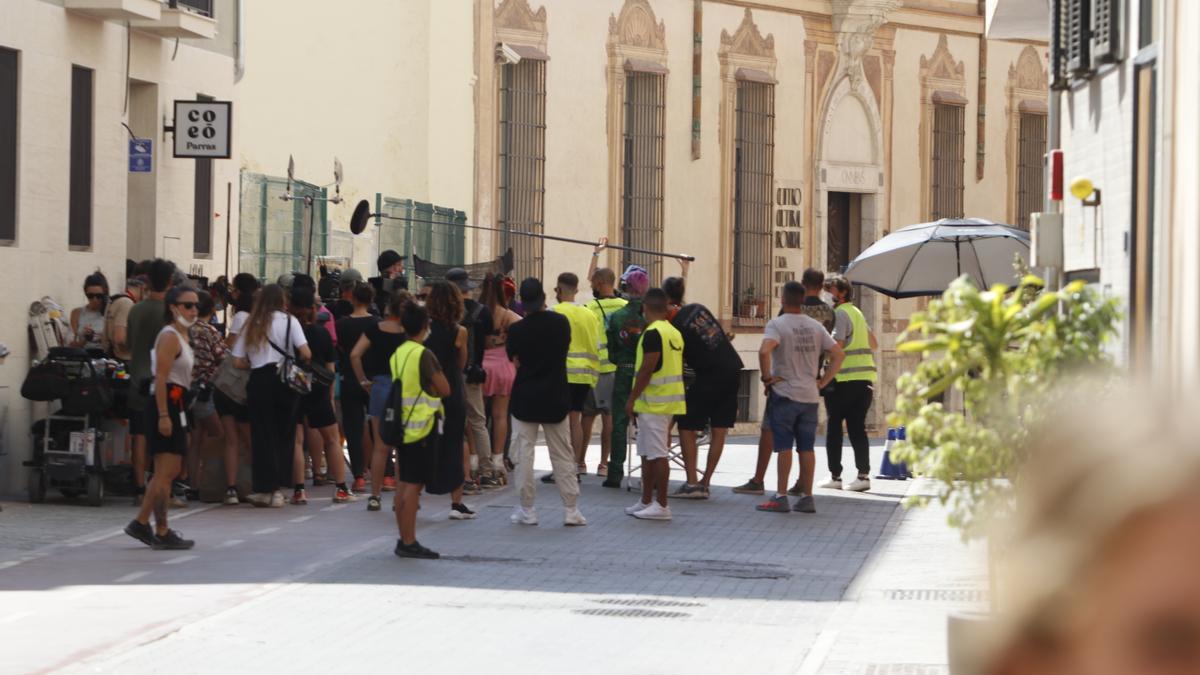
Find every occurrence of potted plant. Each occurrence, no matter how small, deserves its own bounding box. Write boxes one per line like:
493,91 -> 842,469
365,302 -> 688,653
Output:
888,274 -> 1121,673
740,285 -> 761,319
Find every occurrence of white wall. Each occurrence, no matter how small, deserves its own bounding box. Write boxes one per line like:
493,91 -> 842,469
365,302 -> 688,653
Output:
0,0 -> 238,494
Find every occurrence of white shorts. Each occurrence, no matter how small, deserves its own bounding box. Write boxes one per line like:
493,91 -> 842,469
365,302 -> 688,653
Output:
635,412 -> 672,460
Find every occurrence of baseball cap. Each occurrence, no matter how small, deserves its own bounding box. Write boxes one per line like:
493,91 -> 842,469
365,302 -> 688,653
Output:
277,272 -> 296,290
340,268 -> 364,284
621,265 -> 649,296
445,267 -> 478,292
377,249 -> 403,273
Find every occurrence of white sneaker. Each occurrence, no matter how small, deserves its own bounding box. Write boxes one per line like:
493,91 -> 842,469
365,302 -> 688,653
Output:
845,477 -> 871,492
223,488 -> 240,505
510,506 -> 538,526
625,500 -> 651,515
633,503 -> 672,521
249,492 -> 273,508
564,508 -> 587,526
820,478 -> 844,490
269,491 -> 285,508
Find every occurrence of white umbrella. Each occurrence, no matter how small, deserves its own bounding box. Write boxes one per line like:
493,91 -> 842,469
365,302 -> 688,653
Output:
845,218 -> 1030,298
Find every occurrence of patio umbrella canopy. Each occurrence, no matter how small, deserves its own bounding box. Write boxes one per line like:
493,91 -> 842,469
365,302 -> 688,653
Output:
845,218 -> 1031,298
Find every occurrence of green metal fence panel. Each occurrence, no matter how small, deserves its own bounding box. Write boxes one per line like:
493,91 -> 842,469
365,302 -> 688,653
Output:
239,171 -> 327,281
379,196 -> 466,268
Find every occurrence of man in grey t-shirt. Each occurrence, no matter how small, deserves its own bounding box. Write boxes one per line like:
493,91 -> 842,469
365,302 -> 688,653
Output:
756,281 -> 844,514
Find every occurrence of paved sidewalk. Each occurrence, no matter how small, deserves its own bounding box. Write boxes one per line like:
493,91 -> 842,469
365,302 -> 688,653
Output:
0,437 -> 984,674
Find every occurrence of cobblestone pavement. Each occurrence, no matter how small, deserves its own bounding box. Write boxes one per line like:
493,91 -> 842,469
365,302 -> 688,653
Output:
0,438 -> 984,674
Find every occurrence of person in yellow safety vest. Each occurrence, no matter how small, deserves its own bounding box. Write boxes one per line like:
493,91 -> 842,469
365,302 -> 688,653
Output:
581,248 -> 628,479
551,272 -> 601,481
820,274 -> 878,495
387,302 -> 451,560
624,289 -> 686,521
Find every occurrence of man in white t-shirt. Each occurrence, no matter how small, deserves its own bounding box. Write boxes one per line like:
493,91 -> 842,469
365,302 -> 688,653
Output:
756,281 -> 844,515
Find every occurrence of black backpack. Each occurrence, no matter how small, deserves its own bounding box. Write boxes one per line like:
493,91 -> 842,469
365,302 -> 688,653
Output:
460,302 -> 487,384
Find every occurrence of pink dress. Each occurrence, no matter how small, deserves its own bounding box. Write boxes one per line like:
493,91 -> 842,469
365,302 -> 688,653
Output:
481,307 -> 519,397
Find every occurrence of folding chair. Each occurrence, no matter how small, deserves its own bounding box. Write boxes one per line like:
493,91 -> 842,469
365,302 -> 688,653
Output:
624,419 -> 708,492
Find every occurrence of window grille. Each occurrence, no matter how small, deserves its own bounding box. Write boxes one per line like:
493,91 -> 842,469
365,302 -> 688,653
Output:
498,59 -> 546,282
930,103 -> 965,221
732,80 -> 774,326
622,71 -> 665,283
736,370 -> 754,423
1016,113 -> 1047,230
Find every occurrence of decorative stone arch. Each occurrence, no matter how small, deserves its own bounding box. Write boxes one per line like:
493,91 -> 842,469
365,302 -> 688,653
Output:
717,8 -> 777,322
604,0 -> 668,278
813,72 -> 887,276
1005,45 -> 1049,227
918,34 -> 967,220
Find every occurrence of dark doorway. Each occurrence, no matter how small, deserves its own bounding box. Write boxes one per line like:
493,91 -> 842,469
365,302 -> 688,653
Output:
827,191 -> 862,273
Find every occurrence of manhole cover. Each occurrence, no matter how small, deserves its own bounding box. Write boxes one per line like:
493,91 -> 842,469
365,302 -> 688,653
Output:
883,589 -> 987,602
441,555 -> 542,564
589,598 -> 704,608
573,608 -> 691,619
678,559 -> 791,580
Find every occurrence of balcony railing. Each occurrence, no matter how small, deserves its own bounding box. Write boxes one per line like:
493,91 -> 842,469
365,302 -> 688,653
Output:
170,0 -> 213,18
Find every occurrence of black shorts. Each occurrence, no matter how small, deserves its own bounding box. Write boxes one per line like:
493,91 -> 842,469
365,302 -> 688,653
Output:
145,394 -> 188,456
396,435 -> 438,485
568,383 -> 591,412
298,389 -> 338,429
128,406 -> 147,437
214,389 -> 251,423
676,370 -> 740,431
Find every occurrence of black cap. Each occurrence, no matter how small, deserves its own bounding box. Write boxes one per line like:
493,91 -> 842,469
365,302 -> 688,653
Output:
518,277 -> 545,307
445,267 -> 478,292
377,249 -> 403,273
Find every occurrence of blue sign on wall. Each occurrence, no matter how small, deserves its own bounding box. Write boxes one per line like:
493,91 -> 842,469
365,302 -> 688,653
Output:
129,138 -> 152,173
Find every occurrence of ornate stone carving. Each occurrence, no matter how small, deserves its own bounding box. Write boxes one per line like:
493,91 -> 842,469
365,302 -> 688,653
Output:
1009,45 -> 1048,92
720,8 -> 775,59
920,34 -> 966,82
609,0 -> 666,52
831,0 -> 900,88
495,0 -> 546,33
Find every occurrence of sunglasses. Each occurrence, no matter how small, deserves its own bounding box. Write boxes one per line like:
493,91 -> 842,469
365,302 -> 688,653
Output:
86,293 -> 106,300
175,302 -> 198,310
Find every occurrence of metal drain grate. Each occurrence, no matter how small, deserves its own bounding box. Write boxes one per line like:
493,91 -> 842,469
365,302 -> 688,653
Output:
441,555 -> 542,564
589,598 -> 705,608
883,589 -> 987,602
678,559 -> 791,580
573,608 -> 691,619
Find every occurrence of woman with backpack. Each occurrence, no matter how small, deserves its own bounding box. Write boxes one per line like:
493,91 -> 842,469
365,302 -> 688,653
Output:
350,291 -> 410,511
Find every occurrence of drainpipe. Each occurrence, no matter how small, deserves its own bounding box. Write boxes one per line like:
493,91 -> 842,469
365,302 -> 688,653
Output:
234,0 -> 246,82
976,0 -> 987,181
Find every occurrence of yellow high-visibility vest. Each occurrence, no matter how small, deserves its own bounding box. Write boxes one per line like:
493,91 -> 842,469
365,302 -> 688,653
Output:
388,341 -> 444,444
586,296 -> 628,374
554,302 -> 600,386
633,320 -> 686,415
835,302 -> 877,383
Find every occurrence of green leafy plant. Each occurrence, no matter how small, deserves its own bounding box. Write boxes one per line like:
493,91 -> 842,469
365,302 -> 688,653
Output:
889,275 -> 1122,542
